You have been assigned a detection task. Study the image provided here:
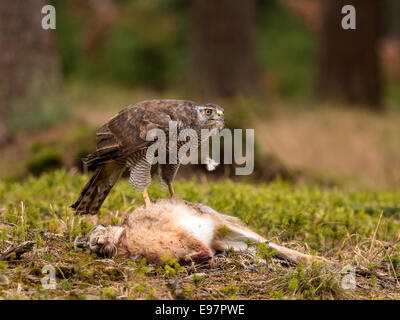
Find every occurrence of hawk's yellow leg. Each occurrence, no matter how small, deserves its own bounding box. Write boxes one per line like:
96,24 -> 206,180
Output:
142,188 -> 151,208
168,184 -> 175,197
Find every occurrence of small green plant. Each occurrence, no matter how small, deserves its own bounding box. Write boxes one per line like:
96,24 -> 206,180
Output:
218,225 -> 230,236
0,261 -> 8,272
134,283 -> 147,293
273,262 -> 345,299
100,287 -> 117,299
59,279 -> 73,291
160,254 -> 185,276
146,288 -> 157,300
256,242 -> 278,262
192,273 -> 205,285
40,253 -> 54,262
221,281 -> 238,296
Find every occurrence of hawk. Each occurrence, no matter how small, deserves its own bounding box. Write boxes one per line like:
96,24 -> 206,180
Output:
71,99 -> 224,215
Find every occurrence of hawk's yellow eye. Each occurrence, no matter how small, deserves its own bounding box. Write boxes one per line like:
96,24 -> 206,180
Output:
205,109 -> 212,115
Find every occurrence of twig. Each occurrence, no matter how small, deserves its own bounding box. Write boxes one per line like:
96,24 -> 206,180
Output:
383,246 -> 400,287
20,201 -> 24,227
369,211 -> 383,258
0,221 -> 18,228
0,241 -> 35,261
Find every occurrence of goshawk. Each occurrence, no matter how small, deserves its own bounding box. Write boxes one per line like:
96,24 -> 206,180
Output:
71,99 -> 224,214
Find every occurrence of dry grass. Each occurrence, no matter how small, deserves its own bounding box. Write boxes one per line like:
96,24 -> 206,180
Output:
255,105 -> 400,188
1,231 -> 399,300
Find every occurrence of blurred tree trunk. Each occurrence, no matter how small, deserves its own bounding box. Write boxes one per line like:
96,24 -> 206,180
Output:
317,0 -> 382,110
191,0 -> 259,98
0,0 -> 60,145
382,0 -> 400,39
380,0 -> 400,82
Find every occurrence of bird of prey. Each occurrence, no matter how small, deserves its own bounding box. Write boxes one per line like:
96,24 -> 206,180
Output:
71,99 -> 224,215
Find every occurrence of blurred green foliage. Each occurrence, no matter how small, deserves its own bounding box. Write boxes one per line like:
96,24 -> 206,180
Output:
25,150 -> 63,176
23,126 -> 96,176
257,0 -> 316,99
53,0 -> 316,98
54,0 -> 188,90
6,76 -> 70,135
49,0 -> 399,105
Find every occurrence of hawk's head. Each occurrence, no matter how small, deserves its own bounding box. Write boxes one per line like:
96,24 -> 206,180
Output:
196,103 -> 224,130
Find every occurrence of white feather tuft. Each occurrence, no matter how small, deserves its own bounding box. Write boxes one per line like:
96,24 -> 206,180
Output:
205,156 -> 219,171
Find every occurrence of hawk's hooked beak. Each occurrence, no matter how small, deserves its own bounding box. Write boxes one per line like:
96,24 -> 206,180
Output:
215,110 -> 224,122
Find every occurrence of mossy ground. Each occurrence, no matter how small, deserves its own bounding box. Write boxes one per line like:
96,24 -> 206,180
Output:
0,170 -> 399,299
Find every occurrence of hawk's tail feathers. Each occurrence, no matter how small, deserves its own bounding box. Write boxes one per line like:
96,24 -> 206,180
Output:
71,162 -> 125,215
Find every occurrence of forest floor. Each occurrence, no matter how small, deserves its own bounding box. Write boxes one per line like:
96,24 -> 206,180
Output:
1,170 -> 400,300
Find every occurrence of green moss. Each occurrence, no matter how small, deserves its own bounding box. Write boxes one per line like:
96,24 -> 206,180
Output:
0,170 -> 399,299
59,279 -> 73,291
192,273 -> 205,285
40,253 -> 55,262
100,287 -> 117,300
221,281 -> 238,296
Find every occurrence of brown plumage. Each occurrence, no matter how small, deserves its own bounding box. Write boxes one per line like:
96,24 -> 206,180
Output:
71,162 -> 125,216
71,99 -> 224,215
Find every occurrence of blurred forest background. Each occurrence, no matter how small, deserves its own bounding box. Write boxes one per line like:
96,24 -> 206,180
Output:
0,0 -> 399,189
